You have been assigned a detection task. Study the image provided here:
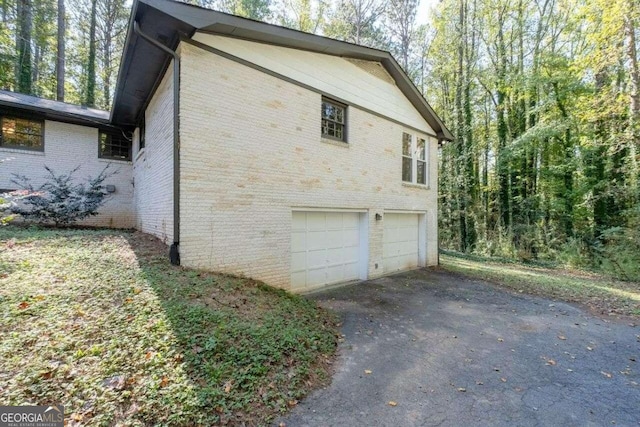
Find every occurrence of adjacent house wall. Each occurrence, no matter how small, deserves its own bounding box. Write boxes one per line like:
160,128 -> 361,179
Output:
0,120 -> 134,228
179,41 -> 439,289
132,64 -> 175,243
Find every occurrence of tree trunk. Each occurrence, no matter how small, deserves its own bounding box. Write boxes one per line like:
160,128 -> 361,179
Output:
624,0 -> 639,194
56,0 -> 65,101
32,43 -> 39,92
86,0 -> 97,107
16,0 -> 33,94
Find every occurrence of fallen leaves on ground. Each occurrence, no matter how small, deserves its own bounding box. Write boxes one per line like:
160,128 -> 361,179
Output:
388,401 -> 398,406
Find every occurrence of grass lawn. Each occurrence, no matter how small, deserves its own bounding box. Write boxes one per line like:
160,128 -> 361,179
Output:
0,226 -> 338,426
440,251 -> 640,317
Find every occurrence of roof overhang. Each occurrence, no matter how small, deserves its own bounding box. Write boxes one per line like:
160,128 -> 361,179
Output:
112,0 -> 453,141
0,90 -> 112,128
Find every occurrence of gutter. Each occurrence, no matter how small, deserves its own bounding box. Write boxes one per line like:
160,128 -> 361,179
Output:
133,21 -> 181,266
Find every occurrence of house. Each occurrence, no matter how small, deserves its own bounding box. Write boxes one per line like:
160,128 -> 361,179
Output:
0,0 -> 453,293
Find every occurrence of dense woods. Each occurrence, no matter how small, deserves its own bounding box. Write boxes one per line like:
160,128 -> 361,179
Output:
2,0 -> 639,279
0,0 -> 128,108
429,0 -> 640,281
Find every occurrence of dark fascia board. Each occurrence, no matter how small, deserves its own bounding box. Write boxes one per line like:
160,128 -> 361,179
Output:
116,0 -> 453,140
110,0 -> 195,126
0,90 -> 114,129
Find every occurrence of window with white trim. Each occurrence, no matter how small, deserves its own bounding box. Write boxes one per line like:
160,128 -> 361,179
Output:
401,132 -> 428,186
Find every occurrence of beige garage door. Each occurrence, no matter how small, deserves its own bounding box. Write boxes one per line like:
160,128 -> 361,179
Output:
291,211 -> 361,291
383,213 -> 419,273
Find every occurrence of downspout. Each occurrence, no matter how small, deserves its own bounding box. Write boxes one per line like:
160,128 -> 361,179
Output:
133,21 -> 181,265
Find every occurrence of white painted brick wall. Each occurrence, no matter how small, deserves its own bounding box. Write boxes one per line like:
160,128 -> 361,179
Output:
178,43 -> 439,290
132,64 -> 174,244
0,120 -> 134,228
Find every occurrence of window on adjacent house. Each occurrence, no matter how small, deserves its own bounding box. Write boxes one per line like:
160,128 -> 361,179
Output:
321,98 -> 346,142
402,132 -> 429,186
0,116 -> 44,151
139,117 -> 145,151
99,130 -> 131,161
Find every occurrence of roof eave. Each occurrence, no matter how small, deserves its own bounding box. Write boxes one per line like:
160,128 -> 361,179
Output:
113,0 -> 453,139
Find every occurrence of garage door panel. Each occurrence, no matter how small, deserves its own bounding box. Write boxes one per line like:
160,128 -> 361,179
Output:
344,262 -> 359,278
292,213 -> 307,231
382,242 -> 394,258
325,212 -> 343,228
307,249 -> 327,269
326,247 -> 344,264
326,265 -> 345,283
291,231 -> 306,252
343,245 -> 359,261
307,268 -> 327,287
342,213 -> 359,228
383,213 -> 420,274
306,212 -> 327,230
385,213 -> 397,227
291,271 -> 306,288
291,252 -> 306,272
327,230 -> 344,248
343,228 -> 359,247
400,214 -> 416,226
291,211 -> 363,290
307,231 -> 327,251
399,227 -> 417,241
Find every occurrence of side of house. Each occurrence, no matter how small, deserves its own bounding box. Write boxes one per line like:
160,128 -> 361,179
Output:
0,99 -> 134,228
173,35 -> 439,292
131,65 -> 175,244
1,0 -> 451,293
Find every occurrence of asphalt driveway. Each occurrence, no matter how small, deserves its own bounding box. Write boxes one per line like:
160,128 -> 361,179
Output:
278,269 -> 640,427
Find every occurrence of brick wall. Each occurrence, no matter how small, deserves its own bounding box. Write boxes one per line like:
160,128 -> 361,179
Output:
0,120 -> 134,228
132,64 -> 174,243
179,43 -> 439,290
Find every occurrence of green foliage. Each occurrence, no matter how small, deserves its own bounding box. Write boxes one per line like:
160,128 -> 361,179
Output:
432,0 -> 640,280
10,165 -> 115,226
0,227 -> 337,425
441,252 -> 640,316
592,223 -> 640,281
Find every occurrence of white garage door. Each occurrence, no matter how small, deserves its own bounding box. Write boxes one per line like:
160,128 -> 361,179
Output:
383,213 -> 419,273
291,211 -> 362,291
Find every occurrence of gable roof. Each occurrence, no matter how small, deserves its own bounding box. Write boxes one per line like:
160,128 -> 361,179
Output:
112,0 -> 453,141
0,90 -> 110,127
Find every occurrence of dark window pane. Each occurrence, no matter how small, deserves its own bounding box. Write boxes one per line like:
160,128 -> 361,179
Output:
139,118 -> 146,150
417,138 -> 426,160
402,156 -> 412,182
417,160 -> 426,184
1,117 -> 43,150
321,99 -> 346,141
99,131 -> 131,161
402,133 -> 412,155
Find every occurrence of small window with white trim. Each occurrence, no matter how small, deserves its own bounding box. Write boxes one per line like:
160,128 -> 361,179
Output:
401,132 -> 429,186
